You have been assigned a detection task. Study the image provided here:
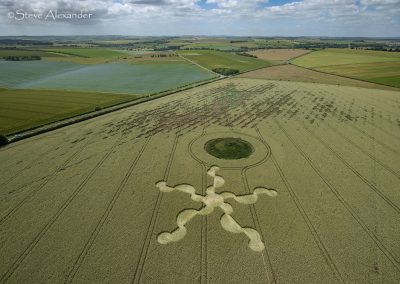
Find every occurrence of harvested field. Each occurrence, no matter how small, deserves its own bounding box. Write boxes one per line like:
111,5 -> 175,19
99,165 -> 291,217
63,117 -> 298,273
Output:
249,49 -> 311,62
1,78 -> 399,283
239,64 -> 398,90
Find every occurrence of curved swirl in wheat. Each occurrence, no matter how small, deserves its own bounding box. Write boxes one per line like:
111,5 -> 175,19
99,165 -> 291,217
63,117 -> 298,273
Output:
156,166 -> 277,252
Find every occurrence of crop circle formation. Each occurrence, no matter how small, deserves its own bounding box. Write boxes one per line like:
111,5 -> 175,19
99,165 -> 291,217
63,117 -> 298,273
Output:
205,137 -> 254,160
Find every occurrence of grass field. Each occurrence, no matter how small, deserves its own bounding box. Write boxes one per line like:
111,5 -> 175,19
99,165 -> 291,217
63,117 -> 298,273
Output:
117,51 -> 185,63
0,77 -> 399,283
0,61 -> 216,94
182,42 -> 239,51
178,49 -> 272,73
239,64 -> 398,90
293,49 -> 400,87
0,61 -> 83,87
40,48 -> 125,58
0,88 -> 133,135
293,48 -> 400,67
230,41 -> 260,49
316,61 -> 400,87
0,49 -> 67,58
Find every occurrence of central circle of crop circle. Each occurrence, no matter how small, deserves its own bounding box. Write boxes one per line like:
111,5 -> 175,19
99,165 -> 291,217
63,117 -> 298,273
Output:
203,193 -> 224,207
204,137 -> 254,160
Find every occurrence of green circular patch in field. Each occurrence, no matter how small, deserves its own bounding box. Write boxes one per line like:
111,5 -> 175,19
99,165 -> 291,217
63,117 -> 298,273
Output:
205,137 -> 254,160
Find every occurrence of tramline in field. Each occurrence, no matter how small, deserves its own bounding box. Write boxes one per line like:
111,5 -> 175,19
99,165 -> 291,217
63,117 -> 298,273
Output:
1,77 -> 399,283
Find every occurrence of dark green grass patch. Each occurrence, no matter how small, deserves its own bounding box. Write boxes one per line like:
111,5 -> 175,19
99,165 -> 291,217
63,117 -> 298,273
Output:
0,133 -> 9,147
212,68 -> 239,75
368,76 -> 400,88
41,48 -> 124,58
0,49 -> 66,58
205,138 -> 254,160
314,61 -> 400,88
182,43 -> 239,51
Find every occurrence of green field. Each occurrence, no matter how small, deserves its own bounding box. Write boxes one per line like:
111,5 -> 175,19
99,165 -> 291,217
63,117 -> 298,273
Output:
0,49 -> 66,58
178,50 -> 272,73
316,61 -> 400,87
0,58 -> 216,134
0,61 -> 216,94
40,48 -> 125,58
0,61 -> 83,87
293,49 -> 400,67
293,49 -> 400,87
182,42 -> 239,51
0,88 -> 133,135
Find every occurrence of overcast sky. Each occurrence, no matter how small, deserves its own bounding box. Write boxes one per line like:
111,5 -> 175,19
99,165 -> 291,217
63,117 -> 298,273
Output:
0,0 -> 399,37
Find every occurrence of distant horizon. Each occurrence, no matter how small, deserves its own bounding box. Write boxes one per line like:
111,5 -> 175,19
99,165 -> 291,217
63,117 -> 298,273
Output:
1,1 -> 399,38
1,35 -> 400,39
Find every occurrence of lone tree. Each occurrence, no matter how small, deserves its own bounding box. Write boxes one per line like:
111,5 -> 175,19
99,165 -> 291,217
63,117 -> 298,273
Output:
212,68 -> 239,76
0,133 -> 9,147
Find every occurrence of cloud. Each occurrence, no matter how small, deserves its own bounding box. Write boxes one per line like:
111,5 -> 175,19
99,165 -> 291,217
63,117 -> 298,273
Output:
205,0 -> 268,9
0,0 -> 399,36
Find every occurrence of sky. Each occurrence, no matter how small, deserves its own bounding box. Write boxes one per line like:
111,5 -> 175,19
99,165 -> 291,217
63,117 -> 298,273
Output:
0,0 -> 399,37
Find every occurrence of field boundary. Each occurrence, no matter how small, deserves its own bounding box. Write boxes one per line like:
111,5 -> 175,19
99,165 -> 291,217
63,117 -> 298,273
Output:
235,62 -> 281,76
236,49 -> 314,77
6,76 -> 224,143
286,49 -> 315,64
19,48 -> 90,58
290,63 -> 400,90
298,60 -> 400,69
179,50 -> 277,77
177,53 -> 223,77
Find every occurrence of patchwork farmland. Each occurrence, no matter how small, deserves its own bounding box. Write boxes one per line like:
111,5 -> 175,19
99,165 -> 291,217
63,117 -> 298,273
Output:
0,48 -> 217,135
178,49 -> 272,73
239,64 -> 399,90
40,47 -> 125,59
1,77 -> 399,283
293,49 -> 400,87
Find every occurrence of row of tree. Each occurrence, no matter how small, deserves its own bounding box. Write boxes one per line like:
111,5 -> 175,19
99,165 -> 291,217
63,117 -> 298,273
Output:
236,52 -> 258,58
3,55 -> 42,61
